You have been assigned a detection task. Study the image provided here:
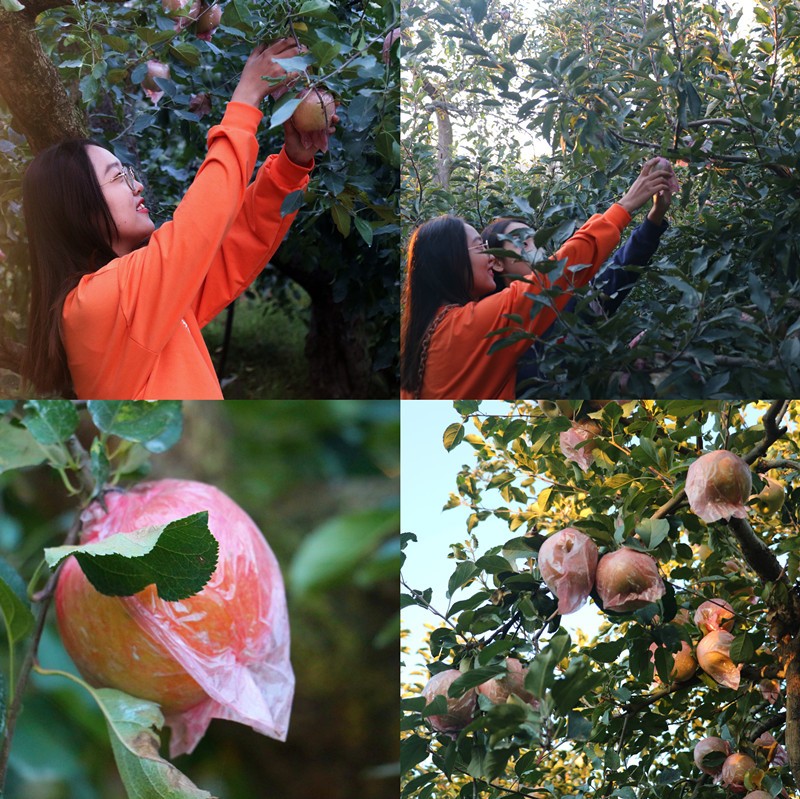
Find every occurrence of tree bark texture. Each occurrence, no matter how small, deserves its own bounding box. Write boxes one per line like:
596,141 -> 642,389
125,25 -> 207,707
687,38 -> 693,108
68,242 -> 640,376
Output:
423,79 -> 452,190
0,9 -> 86,153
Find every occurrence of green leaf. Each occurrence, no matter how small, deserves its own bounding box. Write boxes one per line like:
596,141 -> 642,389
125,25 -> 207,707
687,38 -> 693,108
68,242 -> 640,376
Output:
636,518 -> 670,550
44,512 -> 218,601
448,665 -> 504,697
37,668 -> 214,798
729,632 -> 756,663
0,419 -> 48,473
106,689 -> 214,798
23,400 -> 78,445
90,438 -> 110,493
508,33 -> 526,55
87,401 -> 182,454
453,400 -> 480,415
401,733 -> 430,774
288,506 -> 399,596
280,189 -> 306,217
353,216 -> 374,247
443,423 -> 465,451
587,638 -> 626,663
447,561 -> 478,598
0,558 -> 34,645
269,93 -> 302,128
0,0 -> 25,11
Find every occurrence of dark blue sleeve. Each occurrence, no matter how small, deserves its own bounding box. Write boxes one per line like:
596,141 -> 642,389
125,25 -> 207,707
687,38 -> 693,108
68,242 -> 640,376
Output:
593,216 -> 668,313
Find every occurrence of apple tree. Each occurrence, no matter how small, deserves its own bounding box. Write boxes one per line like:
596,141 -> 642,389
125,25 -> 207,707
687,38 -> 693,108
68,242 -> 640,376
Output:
401,0 -> 800,396
402,399 -> 800,798
0,0 -> 400,398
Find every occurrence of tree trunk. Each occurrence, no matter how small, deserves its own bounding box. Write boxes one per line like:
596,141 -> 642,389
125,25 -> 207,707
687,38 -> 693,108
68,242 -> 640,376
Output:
304,289 -> 372,398
423,79 -> 453,190
0,9 -> 86,152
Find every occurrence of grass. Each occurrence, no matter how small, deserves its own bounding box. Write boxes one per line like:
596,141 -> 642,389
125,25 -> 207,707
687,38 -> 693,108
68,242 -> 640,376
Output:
203,293 -> 313,399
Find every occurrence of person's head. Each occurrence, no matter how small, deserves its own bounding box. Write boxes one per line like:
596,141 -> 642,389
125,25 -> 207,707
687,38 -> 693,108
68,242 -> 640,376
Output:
21,139 -> 153,395
400,215 -> 497,394
482,217 -> 546,289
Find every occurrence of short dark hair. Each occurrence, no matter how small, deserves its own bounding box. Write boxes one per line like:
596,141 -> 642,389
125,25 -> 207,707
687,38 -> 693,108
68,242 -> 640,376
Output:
22,139 -> 119,396
481,217 -> 532,292
400,215 -> 473,394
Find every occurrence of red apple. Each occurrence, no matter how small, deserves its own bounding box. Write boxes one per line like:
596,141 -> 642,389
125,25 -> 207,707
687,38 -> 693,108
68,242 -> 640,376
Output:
685,450 -> 752,523
421,669 -> 477,733
141,60 -> 170,92
195,3 -> 221,38
595,547 -> 665,612
693,736 -> 731,776
55,479 -> 291,757
720,753 -> 756,791
292,87 -> 336,132
538,527 -> 598,615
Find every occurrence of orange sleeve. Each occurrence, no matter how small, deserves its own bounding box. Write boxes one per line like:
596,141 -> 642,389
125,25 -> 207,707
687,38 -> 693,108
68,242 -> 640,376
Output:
114,101 -> 262,353
421,203 -> 631,399
191,147 -> 312,327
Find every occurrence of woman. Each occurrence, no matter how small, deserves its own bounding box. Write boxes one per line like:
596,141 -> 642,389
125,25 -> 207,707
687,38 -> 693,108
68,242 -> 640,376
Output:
22,39 -> 336,399
483,178 -> 674,394
400,158 -> 672,400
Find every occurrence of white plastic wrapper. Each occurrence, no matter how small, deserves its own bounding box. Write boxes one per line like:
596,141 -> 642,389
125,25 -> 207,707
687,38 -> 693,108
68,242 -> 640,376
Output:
56,479 -> 293,757
694,598 -> 735,635
559,425 -> 595,472
693,735 -> 731,777
538,527 -> 598,615
595,547 -> 665,612
421,669 -> 477,734
697,630 -> 741,690
685,450 -> 752,523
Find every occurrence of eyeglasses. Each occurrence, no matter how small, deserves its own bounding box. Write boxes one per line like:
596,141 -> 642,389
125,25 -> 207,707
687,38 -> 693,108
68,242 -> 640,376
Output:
467,240 -> 489,252
100,165 -> 138,192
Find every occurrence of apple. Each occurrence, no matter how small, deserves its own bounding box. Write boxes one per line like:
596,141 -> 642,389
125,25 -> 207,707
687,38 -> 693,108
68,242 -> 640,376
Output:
538,527 -> 598,615
685,449 -> 752,523
595,547 -> 665,612
693,736 -> 731,776
195,3 -> 221,38
421,669 -> 477,733
292,87 -> 336,132
141,60 -> 170,92
697,630 -> 742,690
55,479 -> 292,756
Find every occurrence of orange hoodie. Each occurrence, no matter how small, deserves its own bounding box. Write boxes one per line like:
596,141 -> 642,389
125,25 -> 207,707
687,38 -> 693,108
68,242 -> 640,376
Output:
62,102 -> 311,399
402,203 -> 631,400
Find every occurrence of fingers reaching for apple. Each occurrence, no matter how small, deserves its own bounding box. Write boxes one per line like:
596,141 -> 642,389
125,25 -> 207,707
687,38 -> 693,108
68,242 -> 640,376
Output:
231,38 -> 305,107
282,87 -> 340,165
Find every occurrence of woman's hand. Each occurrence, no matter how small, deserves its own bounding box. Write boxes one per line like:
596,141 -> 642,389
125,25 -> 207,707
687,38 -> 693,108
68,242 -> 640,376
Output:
282,109 -> 340,167
618,158 -> 674,215
231,39 -> 303,108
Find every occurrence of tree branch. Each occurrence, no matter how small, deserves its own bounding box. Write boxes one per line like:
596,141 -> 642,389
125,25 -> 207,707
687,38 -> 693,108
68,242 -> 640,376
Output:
726,517 -> 785,585
0,8 -> 87,152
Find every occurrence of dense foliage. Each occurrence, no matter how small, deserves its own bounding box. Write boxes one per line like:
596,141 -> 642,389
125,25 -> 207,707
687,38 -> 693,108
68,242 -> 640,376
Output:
0,0 -> 400,397
401,0 -> 800,396
402,400 -> 800,798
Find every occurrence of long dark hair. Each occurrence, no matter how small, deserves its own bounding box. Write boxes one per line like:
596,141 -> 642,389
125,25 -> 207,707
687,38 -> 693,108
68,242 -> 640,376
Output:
21,139 -> 118,396
481,217 -> 530,292
400,215 -> 473,395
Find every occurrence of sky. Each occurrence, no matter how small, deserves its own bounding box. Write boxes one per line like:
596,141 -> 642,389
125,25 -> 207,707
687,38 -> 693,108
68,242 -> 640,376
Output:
400,401 -> 606,683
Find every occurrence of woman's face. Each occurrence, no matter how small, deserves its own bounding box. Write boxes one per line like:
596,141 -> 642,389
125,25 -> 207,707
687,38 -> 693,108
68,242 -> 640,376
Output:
498,222 -> 545,276
86,145 -> 155,256
464,223 -> 497,299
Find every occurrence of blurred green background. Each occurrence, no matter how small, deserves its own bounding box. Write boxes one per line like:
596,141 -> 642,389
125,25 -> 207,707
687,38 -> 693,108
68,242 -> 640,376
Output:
0,400 -> 399,799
